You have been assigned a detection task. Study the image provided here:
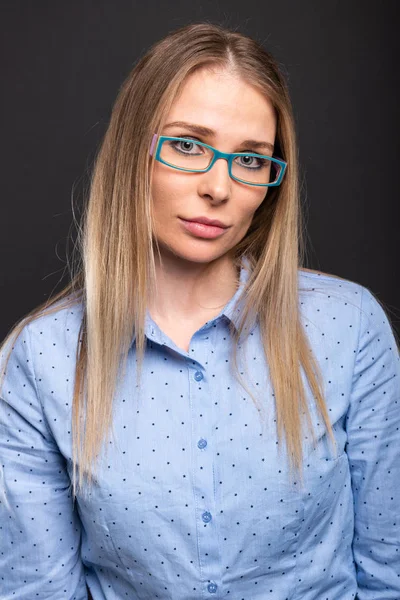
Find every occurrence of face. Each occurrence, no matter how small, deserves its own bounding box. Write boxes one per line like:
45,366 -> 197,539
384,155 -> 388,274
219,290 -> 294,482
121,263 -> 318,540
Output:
151,68 -> 277,266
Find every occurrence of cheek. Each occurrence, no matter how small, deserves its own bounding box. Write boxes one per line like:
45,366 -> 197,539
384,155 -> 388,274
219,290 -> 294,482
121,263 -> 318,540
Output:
151,169 -> 190,216
239,189 -> 267,224
151,169 -> 169,208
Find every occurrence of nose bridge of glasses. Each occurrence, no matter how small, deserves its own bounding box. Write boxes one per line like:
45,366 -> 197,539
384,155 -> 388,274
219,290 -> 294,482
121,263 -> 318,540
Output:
209,147 -> 234,169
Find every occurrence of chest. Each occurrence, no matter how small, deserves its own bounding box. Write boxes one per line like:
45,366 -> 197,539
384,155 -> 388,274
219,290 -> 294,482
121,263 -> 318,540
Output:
72,328 -> 351,571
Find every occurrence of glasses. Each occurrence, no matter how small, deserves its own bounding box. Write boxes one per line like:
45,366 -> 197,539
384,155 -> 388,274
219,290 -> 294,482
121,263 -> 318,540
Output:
149,134 -> 287,187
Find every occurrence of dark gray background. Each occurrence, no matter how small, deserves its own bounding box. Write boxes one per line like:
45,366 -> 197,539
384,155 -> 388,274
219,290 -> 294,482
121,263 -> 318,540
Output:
1,0 -> 399,340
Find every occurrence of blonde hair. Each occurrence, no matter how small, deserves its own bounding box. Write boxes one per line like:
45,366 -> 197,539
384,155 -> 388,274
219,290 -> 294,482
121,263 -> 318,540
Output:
1,22 -> 391,499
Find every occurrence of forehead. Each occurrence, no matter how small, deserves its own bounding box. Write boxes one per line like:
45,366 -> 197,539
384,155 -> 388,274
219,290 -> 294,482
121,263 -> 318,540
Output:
166,68 -> 276,141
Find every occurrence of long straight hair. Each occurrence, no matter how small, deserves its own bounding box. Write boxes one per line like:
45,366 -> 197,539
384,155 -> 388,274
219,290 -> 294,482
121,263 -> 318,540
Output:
2,22 -> 390,499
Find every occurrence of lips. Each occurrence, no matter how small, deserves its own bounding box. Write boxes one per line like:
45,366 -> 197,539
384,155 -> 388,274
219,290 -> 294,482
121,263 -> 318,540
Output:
180,217 -> 229,228
178,217 -> 229,239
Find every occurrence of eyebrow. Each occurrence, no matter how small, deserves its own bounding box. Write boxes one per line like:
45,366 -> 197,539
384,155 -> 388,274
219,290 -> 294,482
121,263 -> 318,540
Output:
163,121 -> 275,153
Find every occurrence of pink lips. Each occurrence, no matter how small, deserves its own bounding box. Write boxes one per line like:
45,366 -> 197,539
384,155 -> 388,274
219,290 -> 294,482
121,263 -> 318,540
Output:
183,216 -> 228,228
179,217 -> 230,239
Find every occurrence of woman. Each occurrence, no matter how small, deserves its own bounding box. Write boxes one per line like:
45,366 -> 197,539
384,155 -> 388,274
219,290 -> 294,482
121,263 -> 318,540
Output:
0,22 -> 399,600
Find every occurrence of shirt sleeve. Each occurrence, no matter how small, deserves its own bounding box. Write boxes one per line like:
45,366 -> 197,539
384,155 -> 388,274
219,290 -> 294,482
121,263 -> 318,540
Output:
346,286 -> 400,599
0,323 -> 88,599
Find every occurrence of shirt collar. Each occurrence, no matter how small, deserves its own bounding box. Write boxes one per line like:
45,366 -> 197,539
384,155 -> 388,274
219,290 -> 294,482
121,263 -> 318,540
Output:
219,254 -> 253,335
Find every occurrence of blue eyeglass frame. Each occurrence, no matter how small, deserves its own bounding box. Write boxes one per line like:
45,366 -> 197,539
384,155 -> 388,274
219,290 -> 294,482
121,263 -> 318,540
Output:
149,133 -> 287,187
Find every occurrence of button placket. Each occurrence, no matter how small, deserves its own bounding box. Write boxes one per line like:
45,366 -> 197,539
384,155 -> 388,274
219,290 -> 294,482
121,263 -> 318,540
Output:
188,329 -> 222,597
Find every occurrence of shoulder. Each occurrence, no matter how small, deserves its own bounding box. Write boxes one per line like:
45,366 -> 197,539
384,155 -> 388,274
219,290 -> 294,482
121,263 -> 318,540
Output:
27,297 -> 84,361
298,268 -> 364,304
298,268 -> 395,325
8,297 -> 85,368
298,268 -> 364,324
296,268 -> 398,351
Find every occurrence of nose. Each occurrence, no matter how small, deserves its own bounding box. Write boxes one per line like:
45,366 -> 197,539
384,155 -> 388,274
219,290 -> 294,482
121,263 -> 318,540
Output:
197,156 -> 231,204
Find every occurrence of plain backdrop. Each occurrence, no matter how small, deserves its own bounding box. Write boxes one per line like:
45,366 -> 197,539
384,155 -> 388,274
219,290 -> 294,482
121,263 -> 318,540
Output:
1,0 -> 399,340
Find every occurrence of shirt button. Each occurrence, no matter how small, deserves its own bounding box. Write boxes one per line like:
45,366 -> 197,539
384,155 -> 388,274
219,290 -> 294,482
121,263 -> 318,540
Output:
194,370 -> 203,382
202,511 -> 212,523
207,583 -> 218,594
197,438 -> 207,449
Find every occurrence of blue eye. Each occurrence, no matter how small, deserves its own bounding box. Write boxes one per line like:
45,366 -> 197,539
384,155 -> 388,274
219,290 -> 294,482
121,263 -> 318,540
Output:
168,138 -> 205,156
235,155 -> 271,170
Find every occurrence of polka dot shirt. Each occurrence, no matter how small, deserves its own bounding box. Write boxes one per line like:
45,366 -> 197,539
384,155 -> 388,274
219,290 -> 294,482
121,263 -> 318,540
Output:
0,260 -> 399,599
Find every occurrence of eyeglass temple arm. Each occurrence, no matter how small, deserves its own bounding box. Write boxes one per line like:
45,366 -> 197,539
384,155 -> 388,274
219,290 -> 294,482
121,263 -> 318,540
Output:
149,133 -> 158,156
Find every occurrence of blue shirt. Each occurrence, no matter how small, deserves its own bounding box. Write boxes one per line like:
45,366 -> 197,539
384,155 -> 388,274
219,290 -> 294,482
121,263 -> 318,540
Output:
1,260 -> 399,600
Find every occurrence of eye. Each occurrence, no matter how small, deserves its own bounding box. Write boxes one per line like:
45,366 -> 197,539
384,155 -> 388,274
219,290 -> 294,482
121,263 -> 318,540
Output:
168,137 -> 205,155
235,154 -> 271,170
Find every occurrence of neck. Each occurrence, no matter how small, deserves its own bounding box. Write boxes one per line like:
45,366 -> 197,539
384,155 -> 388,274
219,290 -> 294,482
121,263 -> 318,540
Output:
148,251 -> 240,323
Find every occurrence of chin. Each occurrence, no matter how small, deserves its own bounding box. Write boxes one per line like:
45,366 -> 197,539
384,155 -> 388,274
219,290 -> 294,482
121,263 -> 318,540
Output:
158,240 -> 227,265
174,250 -> 222,265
